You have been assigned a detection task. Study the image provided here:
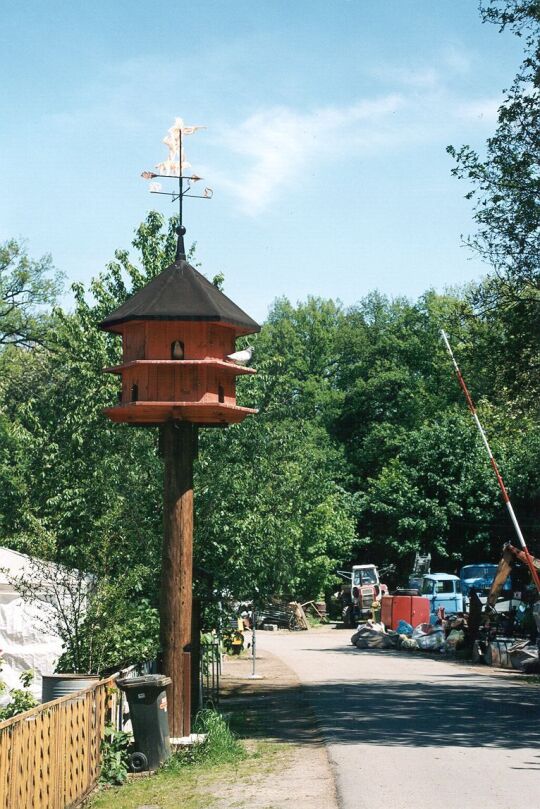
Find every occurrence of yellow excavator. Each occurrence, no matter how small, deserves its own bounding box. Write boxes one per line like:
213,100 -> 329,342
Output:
486,542 -> 540,608
468,543 -> 540,672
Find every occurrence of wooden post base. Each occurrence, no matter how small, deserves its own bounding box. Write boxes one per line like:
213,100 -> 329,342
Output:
160,421 -> 197,738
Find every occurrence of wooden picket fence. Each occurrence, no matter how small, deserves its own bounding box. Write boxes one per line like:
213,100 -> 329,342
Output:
0,677 -> 116,809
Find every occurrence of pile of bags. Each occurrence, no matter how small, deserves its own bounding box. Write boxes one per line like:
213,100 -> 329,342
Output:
350,621 -> 398,649
351,616 -> 468,654
395,615 -> 467,653
402,623 -> 445,651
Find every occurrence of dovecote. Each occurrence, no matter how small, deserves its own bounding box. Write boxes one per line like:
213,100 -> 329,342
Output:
100,258 -> 259,425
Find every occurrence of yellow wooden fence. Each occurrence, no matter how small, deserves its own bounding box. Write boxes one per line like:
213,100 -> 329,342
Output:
0,677 -> 116,809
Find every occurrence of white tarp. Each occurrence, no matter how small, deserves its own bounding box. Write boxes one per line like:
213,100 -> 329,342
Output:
0,547 -> 65,702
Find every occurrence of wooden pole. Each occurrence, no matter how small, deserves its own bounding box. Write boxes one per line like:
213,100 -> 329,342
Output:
160,421 -> 197,739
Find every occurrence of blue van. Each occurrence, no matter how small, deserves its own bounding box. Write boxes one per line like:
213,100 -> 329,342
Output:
421,573 -> 464,616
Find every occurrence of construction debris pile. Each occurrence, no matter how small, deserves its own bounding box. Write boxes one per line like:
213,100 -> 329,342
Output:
351,606 -> 540,673
471,601 -> 540,673
351,617 -> 467,656
255,600 -> 310,631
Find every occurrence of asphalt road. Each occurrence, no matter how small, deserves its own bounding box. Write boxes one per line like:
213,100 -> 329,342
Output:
257,626 -> 540,809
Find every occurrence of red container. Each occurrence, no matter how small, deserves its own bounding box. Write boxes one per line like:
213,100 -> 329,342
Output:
381,595 -> 430,631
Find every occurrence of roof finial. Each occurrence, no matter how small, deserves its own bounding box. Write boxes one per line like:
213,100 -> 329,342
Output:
176,225 -> 187,261
141,117 -> 213,263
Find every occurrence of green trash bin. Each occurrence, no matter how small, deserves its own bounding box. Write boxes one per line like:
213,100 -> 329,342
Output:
117,674 -> 172,772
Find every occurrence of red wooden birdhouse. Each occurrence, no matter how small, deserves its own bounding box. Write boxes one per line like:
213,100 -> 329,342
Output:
100,257 -> 260,425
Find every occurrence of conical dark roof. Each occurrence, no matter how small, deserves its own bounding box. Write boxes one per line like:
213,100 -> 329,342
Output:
99,259 -> 260,335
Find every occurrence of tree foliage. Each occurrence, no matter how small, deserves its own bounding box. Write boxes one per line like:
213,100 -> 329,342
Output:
480,1 -> 540,34
449,1 -> 540,298
0,240 -> 63,348
448,0 -> 540,405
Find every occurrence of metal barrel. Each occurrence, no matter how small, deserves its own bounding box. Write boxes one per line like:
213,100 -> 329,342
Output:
41,673 -> 100,703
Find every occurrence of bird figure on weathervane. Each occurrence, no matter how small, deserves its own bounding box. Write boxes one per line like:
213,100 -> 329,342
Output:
141,117 -> 213,204
157,117 -> 205,176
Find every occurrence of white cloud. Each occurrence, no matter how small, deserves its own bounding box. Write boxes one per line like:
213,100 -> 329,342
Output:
36,48 -> 502,219
210,97 -> 405,214
207,82 -> 501,216
199,43 -> 497,217
373,44 -> 473,91
374,66 -> 441,89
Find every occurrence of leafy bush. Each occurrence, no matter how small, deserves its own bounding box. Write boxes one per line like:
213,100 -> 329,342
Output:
165,709 -> 246,769
0,662 -> 38,720
99,724 -> 131,785
56,592 -> 160,675
4,556 -> 160,676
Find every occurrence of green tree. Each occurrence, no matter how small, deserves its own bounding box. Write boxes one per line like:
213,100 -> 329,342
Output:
0,240 -> 63,347
332,291 -> 485,482
448,2 -> 540,298
356,411 -> 506,573
481,1 -> 540,35
250,296 -> 345,424
196,417 -> 357,601
448,1 -> 540,406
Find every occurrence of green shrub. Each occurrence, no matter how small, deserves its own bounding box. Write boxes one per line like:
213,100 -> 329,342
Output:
0,662 -> 38,720
99,724 -> 131,785
165,708 -> 246,769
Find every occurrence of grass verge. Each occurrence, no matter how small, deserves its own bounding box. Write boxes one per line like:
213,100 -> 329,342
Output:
88,708 -> 283,809
167,708 -> 246,768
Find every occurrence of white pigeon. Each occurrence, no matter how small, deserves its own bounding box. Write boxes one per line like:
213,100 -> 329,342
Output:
226,346 -> 254,366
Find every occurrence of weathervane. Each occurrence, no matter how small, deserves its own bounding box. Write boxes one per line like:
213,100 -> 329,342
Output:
141,117 -> 213,259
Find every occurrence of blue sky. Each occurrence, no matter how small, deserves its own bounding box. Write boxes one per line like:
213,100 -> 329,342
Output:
0,1 -> 524,322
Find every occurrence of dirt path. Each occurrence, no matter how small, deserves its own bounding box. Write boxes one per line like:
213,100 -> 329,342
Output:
216,646 -> 338,809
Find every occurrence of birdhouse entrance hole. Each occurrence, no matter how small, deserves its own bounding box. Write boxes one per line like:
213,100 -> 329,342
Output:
171,340 -> 184,360
218,384 -> 225,403
131,383 -> 139,402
